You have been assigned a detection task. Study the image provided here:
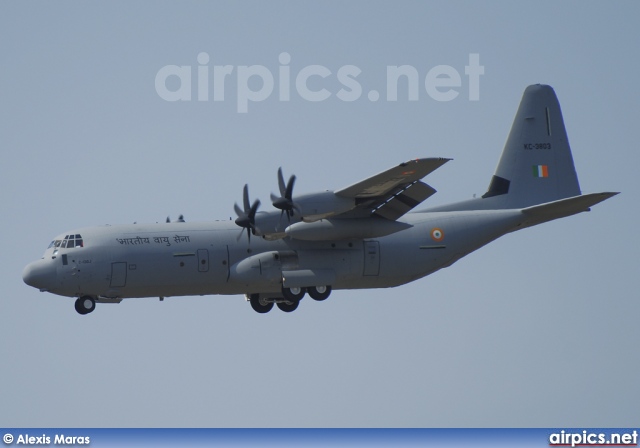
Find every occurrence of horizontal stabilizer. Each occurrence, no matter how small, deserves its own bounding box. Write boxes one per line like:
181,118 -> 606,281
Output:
520,192 -> 619,227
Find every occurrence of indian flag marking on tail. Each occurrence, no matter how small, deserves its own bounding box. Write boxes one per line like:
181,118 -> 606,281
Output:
533,165 -> 549,178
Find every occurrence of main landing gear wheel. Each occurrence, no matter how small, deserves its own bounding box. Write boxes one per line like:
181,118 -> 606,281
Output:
307,285 -> 332,301
282,286 -> 306,302
277,300 -> 299,313
249,294 -> 274,314
74,296 -> 95,315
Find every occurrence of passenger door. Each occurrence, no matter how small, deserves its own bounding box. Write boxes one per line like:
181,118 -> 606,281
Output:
199,246 -> 229,283
110,262 -> 127,287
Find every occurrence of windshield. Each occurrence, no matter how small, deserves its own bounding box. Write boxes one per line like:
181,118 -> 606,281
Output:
48,234 -> 83,256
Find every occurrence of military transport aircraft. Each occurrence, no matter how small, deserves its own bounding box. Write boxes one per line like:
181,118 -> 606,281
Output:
23,84 -> 617,315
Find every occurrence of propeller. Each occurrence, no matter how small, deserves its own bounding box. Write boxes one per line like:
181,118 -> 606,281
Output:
234,184 -> 261,243
270,167 -> 300,221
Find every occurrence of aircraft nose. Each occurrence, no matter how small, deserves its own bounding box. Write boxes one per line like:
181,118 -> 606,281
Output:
22,259 -> 56,291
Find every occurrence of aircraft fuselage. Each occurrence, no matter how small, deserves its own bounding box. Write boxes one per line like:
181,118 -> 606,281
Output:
23,209 -> 523,302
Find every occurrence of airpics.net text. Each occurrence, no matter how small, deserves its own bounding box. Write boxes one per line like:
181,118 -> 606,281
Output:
155,52 -> 484,113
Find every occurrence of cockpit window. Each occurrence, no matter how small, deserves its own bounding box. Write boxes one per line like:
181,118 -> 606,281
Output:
53,235 -> 83,251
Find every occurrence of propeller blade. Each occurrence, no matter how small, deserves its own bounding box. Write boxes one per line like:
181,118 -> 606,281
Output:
249,199 -> 261,219
243,184 -> 250,212
233,186 -> 260,245
277,167 -> 286,196
285,174 -> 296,200
272,168 -> 297,220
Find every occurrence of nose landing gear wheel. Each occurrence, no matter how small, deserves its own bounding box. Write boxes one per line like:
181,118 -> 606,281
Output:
249,294 -> 274,314
75,296 -> 95,315
308,285 -> 332,301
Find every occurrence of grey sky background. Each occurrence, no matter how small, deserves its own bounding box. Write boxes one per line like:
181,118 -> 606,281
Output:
1,1 -> 638,427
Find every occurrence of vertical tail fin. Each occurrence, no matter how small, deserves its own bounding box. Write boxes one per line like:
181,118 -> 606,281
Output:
481,84 -> 581,208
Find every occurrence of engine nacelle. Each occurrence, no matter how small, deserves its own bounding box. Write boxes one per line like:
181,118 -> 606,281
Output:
252,191 -> 357,240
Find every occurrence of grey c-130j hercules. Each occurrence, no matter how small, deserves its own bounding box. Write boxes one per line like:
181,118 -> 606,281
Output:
23,85 -> 618,315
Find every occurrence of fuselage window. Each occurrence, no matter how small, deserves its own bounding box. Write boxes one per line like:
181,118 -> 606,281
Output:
51,240 -> 62,256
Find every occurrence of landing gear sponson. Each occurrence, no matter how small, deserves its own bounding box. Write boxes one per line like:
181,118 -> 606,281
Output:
247,285 -> 332,313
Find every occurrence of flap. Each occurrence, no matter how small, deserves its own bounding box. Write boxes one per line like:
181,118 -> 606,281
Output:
372,181 -> 437,220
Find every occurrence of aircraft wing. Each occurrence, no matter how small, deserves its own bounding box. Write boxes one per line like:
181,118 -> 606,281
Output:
334,158 -> 451,220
